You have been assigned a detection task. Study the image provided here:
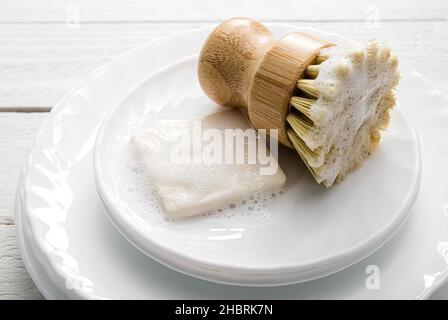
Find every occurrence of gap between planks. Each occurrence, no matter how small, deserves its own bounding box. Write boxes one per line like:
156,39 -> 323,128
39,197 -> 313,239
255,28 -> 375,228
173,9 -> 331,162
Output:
0,107 -> 51,113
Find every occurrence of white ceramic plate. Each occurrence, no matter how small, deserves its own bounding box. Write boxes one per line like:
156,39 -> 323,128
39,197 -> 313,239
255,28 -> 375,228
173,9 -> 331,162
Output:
20,24 -> 448,299
93,53 -> 420,286
15,180 -> 68,300
16,174 -> 448,300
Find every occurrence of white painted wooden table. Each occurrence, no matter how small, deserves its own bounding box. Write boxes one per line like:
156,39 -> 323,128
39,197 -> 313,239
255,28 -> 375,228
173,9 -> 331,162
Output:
1,0 -> 448,299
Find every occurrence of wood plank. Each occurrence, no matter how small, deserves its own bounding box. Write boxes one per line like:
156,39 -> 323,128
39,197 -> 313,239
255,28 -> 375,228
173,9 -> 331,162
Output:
0,22 -> 196,109
0,0 -> 447,22
0,225 -> 44,299
0,112 -> 46,299
1,21 -> 448,110
0,113 -> 47,223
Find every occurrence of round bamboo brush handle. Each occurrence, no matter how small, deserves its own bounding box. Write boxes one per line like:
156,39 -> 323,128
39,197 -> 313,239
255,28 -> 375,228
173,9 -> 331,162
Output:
198,17 -> 333,147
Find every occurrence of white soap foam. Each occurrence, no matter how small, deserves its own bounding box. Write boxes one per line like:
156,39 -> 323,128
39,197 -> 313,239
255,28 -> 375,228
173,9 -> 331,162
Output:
303,41 -> 399,186
110,130 -> 287,228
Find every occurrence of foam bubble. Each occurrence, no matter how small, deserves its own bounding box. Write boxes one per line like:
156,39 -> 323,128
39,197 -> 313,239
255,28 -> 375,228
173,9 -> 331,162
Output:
110,135 -> 287,228
305,41 -> 399,186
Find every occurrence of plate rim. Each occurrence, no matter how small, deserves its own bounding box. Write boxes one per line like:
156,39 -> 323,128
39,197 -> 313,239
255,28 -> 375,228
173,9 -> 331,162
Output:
18,23 -> 447,299
92,54 -> 421,285
21,24 -> 217,300
15,175 -> 70,300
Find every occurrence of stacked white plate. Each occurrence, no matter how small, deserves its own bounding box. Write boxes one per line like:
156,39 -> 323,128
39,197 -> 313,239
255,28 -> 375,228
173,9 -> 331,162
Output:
16,24 -> 448,299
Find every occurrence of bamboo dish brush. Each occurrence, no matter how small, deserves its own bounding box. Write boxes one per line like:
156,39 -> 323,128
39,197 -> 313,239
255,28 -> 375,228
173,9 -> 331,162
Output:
198,17 -> 399,187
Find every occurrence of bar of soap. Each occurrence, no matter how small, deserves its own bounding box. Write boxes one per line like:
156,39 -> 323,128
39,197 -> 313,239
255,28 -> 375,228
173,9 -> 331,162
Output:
131,110 -> 286,219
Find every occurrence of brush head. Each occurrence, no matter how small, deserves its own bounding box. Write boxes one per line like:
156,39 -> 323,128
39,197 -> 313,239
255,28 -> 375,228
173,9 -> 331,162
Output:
198,18 -> 399,187
287,41 -> 399,187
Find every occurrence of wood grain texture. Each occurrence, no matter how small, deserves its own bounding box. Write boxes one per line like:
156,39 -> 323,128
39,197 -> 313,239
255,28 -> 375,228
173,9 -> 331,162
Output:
0,225 -> 44,299
1,21 -> 448,110
0,113 -> 47,223
0,22 -> 198,109
0,113 -> 47,300
0,0 -> 447,22
1,0 -> 448,300
198,18 -> 335,147
249,32 -> 332,147
198,18 -> 275,108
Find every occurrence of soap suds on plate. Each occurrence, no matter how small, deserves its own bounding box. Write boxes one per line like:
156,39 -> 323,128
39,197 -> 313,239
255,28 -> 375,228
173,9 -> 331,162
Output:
129,110 -> 287,220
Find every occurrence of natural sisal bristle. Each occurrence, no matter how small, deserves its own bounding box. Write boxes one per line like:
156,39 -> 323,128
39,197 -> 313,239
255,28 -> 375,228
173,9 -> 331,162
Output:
389,55 -> 399,68
286,129 -> 319,179
296,53 -> 326,98
316,54 -> 329,64
297,79 -> 319,98
287,54 -> 326,183
378,47 -> 391,62
287,45 -> 398,187
286,112 -> 313,139
334,64 -> 350,78
290,96 -> 316,119
288,56 -> 322,165
350,50 -> 364,65
305,65 -> 319,79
